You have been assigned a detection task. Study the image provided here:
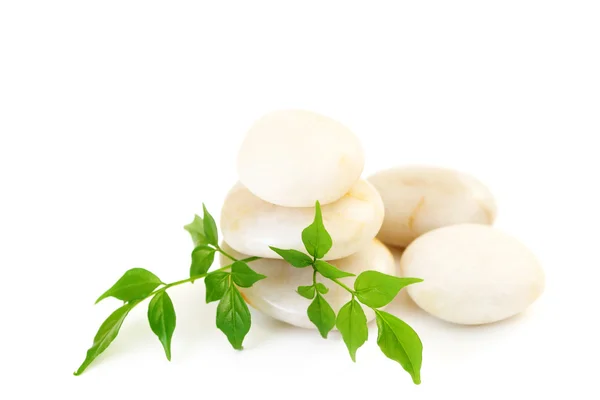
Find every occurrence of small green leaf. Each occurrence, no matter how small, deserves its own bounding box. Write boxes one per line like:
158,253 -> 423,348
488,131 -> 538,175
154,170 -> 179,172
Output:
336,299 -> 368,362
202,204 -> 219,246
184,215 -> 207,246
231,261 -> 266,288
297,285 -> 316,299
96,268 -> 163,304
315,283 -> 329,294
205,271 -> 231,303
74,303 -> 133,375
301,201 -> 332,259
190,245 -> 216,277
314,260 -> 355,280
355,272 -> 423,308
375,310 -> 423,385
147,291 -> 176,361
216,285 -> 251,349
269,247 -> 313,268
307,293 -> 336,338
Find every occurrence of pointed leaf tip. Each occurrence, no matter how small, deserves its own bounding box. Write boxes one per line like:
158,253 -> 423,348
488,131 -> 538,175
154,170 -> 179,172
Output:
301,203 -> 332,259
184,214 -> 207,246
148,291 -> 176,362
202,204 -> 219,246
375,310 -> 423,385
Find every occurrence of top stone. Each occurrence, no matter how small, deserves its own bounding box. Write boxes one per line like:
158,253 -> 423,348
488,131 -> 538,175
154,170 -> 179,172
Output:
237,110 -> 365,207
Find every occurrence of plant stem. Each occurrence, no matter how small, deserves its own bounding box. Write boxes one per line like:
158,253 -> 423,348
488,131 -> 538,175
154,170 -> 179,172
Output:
311,262 -> 355,294
138,256 -> 259,305
163,265 -> 228,290
216,246 -> 237,262
330,278 -> 355,295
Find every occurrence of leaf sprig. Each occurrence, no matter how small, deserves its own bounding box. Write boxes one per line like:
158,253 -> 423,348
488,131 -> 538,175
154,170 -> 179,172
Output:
74,204 -> 264,375
75,201 -> 424,385
270,201 -> 424,384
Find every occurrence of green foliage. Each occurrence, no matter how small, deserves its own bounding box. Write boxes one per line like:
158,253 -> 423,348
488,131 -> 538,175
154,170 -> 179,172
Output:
190,245 -> 216,277
96,268 -> 163,304
297,285 -> 316,299
375,310 -> 423,385
314,260 -> 355,280
75,203 -> 424,384
205,271 -> 231,303
202,204 -> 219,246
336,299 -> 368,362
315,283 -> 328,294
184,215 -> 207,246
301,201 -> 332,259
216,285 -> 251,349
148,291 -> 176,360
355,271 -> 422,308
74,303 -> 133,375
231,261 -> 266,288
269,246 -> 313,268
307,293 -> 336,338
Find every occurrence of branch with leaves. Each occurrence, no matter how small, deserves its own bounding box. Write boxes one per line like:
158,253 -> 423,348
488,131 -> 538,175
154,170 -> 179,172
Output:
74,202 -> 424,385
271,202 -> 424,384
74,205 -> 264,375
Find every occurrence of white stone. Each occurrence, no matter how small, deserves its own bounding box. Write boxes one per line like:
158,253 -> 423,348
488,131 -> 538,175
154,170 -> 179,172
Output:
220,239 -> 396,329
220,179 -> 384,260
368,166 -> 497,248
237,109 -> 365,207
400,224 -> 545,325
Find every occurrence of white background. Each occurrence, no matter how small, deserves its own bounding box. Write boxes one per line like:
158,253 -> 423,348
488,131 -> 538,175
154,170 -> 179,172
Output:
1,1 -> 599,399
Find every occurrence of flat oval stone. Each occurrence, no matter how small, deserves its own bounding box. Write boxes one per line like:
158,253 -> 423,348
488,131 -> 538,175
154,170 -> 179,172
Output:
237,110 -> 365,207
368,166 -> 497,248
220,239 -> 396,329
221,179 -> 384,260
400,224 -> 545,325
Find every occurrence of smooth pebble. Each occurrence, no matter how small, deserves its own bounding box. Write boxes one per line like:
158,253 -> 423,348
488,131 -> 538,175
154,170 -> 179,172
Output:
220,239 -> 396,329
237,109 -> 365,207
220,179 -> 384,260
400,224 -> 545,325
368,166 -> 497,248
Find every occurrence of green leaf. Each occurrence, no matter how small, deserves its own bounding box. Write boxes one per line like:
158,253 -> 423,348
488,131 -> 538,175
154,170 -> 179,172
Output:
202,204 -> 219,246
269,246 -> 313,268
314,260 -> 355,280
147,291 -> 176,361
307,293 -> 336,338
231,261 -> 266,288
216,285 -> 251,349
74,303 -> 133,375
336,299 -> 368,362
297,285 -> 316,299
375,310 -> 423,385
315,283 -> 329,294
355,272 -> 423,308
301,201 -> 332,259
184,214 -> 207,246
205,271 -> 231,303
190,245 -> 216,277
96,268 -> 163,304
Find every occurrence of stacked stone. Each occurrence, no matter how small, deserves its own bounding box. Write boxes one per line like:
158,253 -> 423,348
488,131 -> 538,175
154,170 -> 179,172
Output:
220,109 -> 545,328
219,110 -> 393,328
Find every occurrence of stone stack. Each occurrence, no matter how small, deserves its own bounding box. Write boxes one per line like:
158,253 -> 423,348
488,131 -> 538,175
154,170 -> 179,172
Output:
219,109 -> 394,328
219,109 -> 545,327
